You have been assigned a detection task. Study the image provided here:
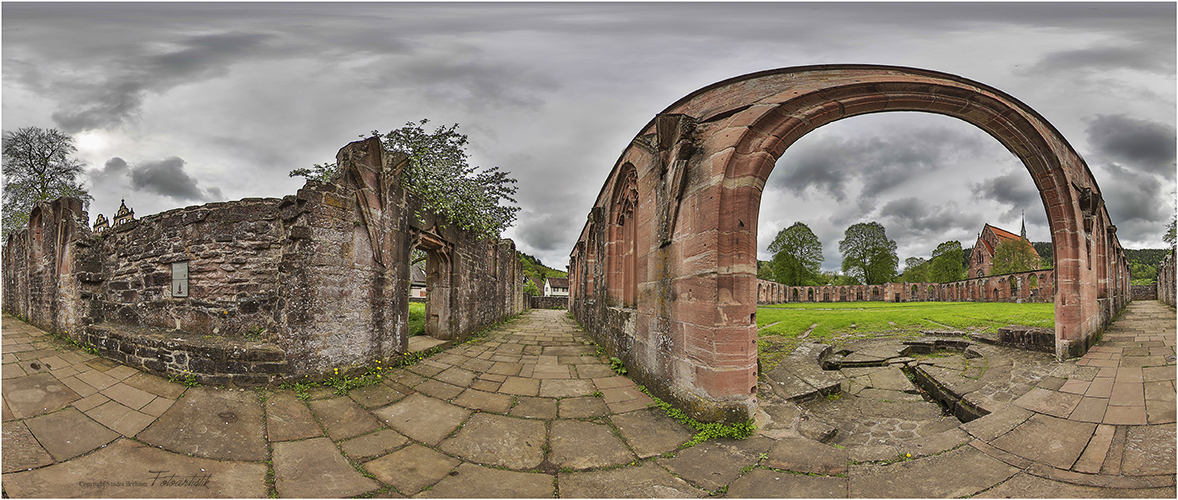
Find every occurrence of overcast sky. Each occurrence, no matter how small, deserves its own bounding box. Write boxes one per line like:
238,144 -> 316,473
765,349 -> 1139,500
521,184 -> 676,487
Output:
4,2 -> 1175,272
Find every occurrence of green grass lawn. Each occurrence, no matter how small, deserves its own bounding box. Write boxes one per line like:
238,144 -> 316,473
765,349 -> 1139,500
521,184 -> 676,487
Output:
757,301 -> 1054,341
408,301 -> 426,336
755,301 -> 1055,371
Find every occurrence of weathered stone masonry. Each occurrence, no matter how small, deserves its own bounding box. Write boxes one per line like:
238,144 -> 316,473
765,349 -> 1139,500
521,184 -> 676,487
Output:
569,65 -> 1130,424
3,137 -> 524,384
756,270 -> 1058,304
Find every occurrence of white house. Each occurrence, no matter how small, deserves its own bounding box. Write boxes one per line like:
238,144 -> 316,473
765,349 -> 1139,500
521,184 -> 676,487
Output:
544,277 -> 569,297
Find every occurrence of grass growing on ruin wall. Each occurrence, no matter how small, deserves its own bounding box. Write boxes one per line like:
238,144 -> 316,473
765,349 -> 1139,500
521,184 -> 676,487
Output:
757,301 -> 1055,340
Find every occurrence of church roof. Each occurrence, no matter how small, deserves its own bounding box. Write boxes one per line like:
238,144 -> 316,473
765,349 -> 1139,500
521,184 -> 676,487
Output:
980,223 -> 1039,259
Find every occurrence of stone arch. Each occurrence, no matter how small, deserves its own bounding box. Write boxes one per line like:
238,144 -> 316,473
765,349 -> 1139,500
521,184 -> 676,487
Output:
570,64 -> 1127,422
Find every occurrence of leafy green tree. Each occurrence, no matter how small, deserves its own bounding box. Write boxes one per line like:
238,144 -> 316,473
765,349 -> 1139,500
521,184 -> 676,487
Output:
757,260 -> 775,281
523,279 -> 541,297
839,222 -> 898,285
291,119 -> 519,239
767,222 -> 824,286
929,240 -> 965,283
383,119 -> 518,239
990,238 -> 1039,275
900,257 -> 929,283
2,127 -> 92,237
288,162 -> 339,183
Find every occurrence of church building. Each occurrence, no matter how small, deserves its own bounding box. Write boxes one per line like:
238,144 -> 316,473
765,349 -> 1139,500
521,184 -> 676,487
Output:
967,219 -> 1040,278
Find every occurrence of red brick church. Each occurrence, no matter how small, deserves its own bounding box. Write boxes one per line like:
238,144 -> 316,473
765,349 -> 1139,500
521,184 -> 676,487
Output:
967,219 -> 1040,278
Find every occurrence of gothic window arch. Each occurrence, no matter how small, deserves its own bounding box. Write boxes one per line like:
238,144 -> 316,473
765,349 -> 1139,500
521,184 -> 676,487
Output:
610,164 -> 639,307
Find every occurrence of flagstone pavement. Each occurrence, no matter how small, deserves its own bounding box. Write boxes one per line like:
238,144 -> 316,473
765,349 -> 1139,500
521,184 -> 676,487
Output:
2,303 -> 1175,498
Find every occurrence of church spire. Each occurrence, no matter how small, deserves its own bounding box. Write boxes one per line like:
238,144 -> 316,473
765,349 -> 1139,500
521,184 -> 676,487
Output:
1020,211 -> 1027,240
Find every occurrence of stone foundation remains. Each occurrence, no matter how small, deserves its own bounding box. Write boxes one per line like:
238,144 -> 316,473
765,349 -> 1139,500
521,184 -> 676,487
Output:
2,138 -> 524,385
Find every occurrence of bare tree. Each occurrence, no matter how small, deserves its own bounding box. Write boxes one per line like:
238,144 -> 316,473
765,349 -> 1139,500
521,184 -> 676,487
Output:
2,126 -> 91,236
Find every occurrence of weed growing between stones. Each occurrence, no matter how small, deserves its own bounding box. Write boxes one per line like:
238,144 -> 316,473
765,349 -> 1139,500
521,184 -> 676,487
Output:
609,356 -> 627,375
167,370 -> 200,387
638,386 -> 756,447
39,324 -> 99,355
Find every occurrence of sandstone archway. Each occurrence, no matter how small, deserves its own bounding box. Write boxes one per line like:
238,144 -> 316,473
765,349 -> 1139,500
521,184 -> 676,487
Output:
569,65 -> 1128,423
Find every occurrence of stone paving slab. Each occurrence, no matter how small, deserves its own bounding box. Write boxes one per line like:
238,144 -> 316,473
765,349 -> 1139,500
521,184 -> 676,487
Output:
439,413 -> 546,470
1,438 -> 267,498
726,467 -> 849,498
976,471 -> 1176,498
557,461 -> 707,498
339,429 -> 409,461
764,437 -> 848,475
4,372 -> 81,419
657,440 -> 762,492
510,395 -> 558,419
417,462 -> 556,498
848,446 -> 1019,498
364,444 -> 460,495
137,386 -> 266,461
23,406 -> 119,461
308,396 -> 383,441
989,413 -> 1096,470
610,408 -> 695,458
273,436 -> 379,498
549,419 -> 635,470
2,420 -> 54,473
1121,423 -> 1176,477
265,392 -> 322,442
372,393 -> 470,445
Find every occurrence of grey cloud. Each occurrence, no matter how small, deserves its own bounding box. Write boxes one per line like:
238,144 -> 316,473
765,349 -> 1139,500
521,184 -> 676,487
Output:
1097,163 -> 1168,225
879,198 -> 983,235
773,125 -> 990,203
972,170 -> 1039,212
41,32 -> 275,132
89,156 -> 224,203
128,157 -> 223,203
1085,115 -> 1176,176
1030,45 -> 1175,75
516,211 -> 577,255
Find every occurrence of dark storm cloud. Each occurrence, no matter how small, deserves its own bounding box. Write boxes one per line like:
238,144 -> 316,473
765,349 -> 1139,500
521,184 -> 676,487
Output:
1085,115 -> 1176,176
90,156 -> 224,203
129,157 -> 223,203
1097,163 -> 1168,225
879,198 -> 982,235
39,32 -> 275,132
772,126 -> 989,202
972,171 -> 1039,211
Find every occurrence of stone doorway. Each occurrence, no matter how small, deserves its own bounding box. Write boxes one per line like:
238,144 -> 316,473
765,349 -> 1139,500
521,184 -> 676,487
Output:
412,230 -> 454,341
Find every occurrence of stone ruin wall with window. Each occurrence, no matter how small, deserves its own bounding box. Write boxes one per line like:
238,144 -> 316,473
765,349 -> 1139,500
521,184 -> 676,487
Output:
755,269 -> 1059,305
1,138 -> 525,385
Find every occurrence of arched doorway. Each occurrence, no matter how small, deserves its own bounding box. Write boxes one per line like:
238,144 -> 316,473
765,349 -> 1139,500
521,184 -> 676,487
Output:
569,65 -> 1128,423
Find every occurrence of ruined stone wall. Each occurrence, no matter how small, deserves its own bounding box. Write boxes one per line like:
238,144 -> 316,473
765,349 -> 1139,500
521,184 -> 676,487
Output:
2,198 -> 91,336
92,198 -> 286,336
1159,249 -> 1176,307
2,138 -> 524,383
756,270 -> 1058,305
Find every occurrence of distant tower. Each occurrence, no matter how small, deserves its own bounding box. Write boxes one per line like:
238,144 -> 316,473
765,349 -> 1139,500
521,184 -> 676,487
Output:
113,199 -> 135,227
1020,211 -> 1027,240
92,213 -> 109,234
